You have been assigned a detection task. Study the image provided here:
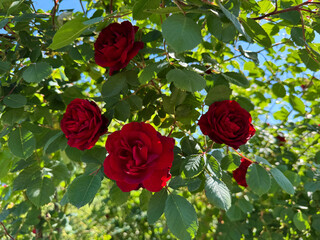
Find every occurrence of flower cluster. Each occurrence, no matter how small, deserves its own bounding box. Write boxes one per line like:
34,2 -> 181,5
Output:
61,101 -> 174,193
61,21 -> 257,193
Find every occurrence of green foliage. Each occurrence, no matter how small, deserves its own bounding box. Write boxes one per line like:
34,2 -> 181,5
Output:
164,194 -> 198,240
162,14 -> 202,53
1,0 -> 320,239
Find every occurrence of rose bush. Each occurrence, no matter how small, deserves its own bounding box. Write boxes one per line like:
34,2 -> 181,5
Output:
232,158 -> 253,187
198,100 -> 256,149
94,21 -> 144,75
103,122 -> 175,192
60,98 -> 108,150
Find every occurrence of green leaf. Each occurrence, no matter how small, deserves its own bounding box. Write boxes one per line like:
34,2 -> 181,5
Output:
44,131 -> 66,154
242,18 -> 271,48
305,182 -> 320,192
114,100 -> 130,122
13,165 -> 41,191
49,17 -> 89,50
180,136 -> 201,155
270,168 -> 295,195
255,156 -> 272,167
165,194 -> 198,240
183,154 -> 204,178
127,95 -> 143,111
221,72 -> 249,88
83,17 -> 104,25
51,163 -> 70,181
221,154 -> 240,171
162,14 -> 202,53
0,18 -> 9,29
246,164 -> 271,196
138,62 -> 168,84
144,6 -> 193,14
273,107 -> 289,121
293,211 -> 310,231
298,49 -> 320,71
207,155 -> 222,178
207,13 -> 236,43
280,11 -> 300,25
26,177 -> 55,207
101,72 -> 127,98
133,0 -> 161,20
68,175 -> 101,208
22,62 -> 52,83
0,61 -> 10,73
140,189 -> 152,211
238,45 -> 259,65
142,30 -> 162,43
0,151 -> 13,179
238,198 -> 254,213
1,108 -> 25,125
7,0 -> 24,15
205,84 -> 232,105
8,127 -> 36,159
217,3 -> 251,42
291,27 -> 305,46
226,205 -> 244,222
205,175 -> 231,211
147,189 -> 168,224
81,146 -> 106,164
166,69 -> 206,92
3,94 -> 27,108
272,83 -> 286,98
234,96 -> 254,112
289,95 -> 305,114
109,183 -> 130,205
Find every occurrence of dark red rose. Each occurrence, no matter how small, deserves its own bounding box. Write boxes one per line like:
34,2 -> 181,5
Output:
94,21 -> 144,75
61,99 -> 108,151
233,158 -> 252,187
276,135 -> 286,146
198,100 -> 256,149
103,122 -> 175,192
276,135 -> 286,143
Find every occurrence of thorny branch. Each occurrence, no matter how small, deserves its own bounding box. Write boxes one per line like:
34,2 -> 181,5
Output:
298,9 -> 320,65
252,1 -> 320,20
0,222 -> 15,240
52,0 -> 59,30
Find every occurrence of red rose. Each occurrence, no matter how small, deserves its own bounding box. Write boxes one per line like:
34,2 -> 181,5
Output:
94,21 -> 144,75
61,99 -> 108,150
276,135 -> 286,146
276,135 -> 286,143
103,122 -> 175,192
233,158 -> 252,187
198,100 -> 256,149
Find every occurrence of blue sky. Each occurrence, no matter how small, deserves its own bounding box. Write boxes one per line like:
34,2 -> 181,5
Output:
33,0 -> 83,12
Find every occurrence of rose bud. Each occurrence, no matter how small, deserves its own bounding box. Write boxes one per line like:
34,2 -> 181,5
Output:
103,122 -> 175,192
94,21 -> 144,75
61,99 -> 108,150
233,158 -> 252,187
198,100 -> 256,149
